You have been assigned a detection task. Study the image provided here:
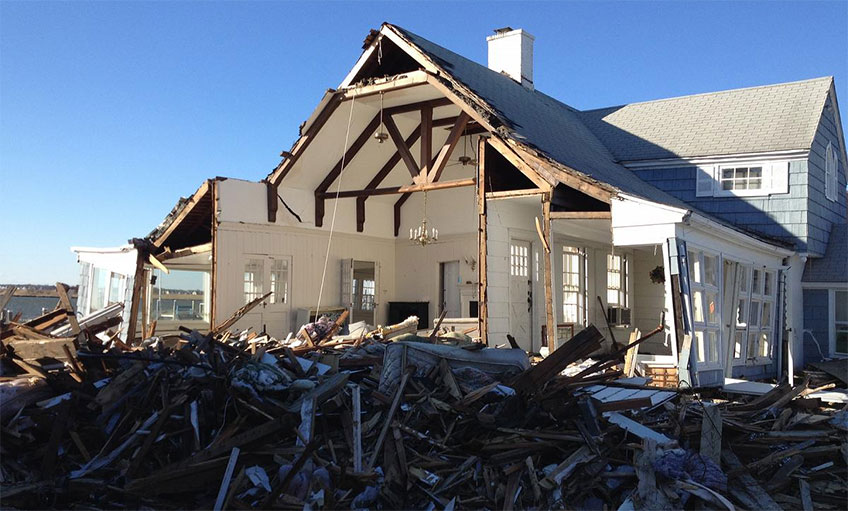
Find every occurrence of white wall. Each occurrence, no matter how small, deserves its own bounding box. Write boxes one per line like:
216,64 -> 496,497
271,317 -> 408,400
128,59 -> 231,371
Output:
630,247 -> 671,354
394,233 -> 478,325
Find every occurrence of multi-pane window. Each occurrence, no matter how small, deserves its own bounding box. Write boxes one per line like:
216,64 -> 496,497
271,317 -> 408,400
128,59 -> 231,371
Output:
562,246 -> 585,324
720,166 -> 764,191
269,259 -> 288,304
510,243 -> 529,277
735,266 -> 777,361
835,290 -> 848,355
361,280 -> 376,311
244,259 -> 264,302
90,267 -> 109,312
688,250 -> 720,364
607,254 -> 627,306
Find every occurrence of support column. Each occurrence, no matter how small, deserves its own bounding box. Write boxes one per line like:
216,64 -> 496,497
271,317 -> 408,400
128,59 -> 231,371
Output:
542,196 -> 555,351
477,138 -> 488,344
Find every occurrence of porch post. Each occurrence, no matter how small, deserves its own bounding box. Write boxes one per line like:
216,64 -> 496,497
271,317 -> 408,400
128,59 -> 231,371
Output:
477,138 -> 488,344
542,195 -> 555,351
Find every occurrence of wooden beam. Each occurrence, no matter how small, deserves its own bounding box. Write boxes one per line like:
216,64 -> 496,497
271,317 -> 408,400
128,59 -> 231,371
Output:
542,197 -> 555,352
269,92 -> 343,186
486,188 -> 545,200
158,242 -> 213,262
340,70 -> 429,100
477,137 -> 489,344
549,211 -> 612,220
318,178 -> 475,199
55,282 -> 80,336
125,248 -> 147,344
151,180 -> 211,248
266,180 -> 279,223
394,193 -> 411,237
355,116 -> 459,232
419,104 -> 432,183
486,136 -> 556,191
315,113 -> 382,226
383,115 -> 419,178
427,112 -> 471,183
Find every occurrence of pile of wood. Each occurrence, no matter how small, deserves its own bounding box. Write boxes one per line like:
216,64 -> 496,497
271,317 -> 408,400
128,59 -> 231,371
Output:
1,314 -> 846,509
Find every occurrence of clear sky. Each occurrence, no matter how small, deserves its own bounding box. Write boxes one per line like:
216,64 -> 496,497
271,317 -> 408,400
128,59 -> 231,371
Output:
1,0 -> 846,285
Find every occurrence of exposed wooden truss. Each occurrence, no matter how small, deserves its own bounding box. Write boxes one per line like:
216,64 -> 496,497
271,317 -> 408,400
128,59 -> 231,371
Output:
314,97 -> 475,230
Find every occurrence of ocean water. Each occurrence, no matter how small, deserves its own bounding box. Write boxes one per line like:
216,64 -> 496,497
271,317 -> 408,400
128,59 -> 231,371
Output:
3,296 -> 77,321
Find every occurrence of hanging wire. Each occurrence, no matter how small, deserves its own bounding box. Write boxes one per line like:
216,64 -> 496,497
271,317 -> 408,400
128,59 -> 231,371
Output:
315,94 -> 357,319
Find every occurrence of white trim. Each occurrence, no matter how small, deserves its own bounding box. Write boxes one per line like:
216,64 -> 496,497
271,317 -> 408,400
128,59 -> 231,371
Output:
339,36 -> 381,88
685,212 -> 794,257
831,289 -> 848,357
621,151 -> 808,169
802,281 -> 848,289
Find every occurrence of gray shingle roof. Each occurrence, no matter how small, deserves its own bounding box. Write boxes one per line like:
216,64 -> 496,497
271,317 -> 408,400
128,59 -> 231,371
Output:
390,25 -> 693,208
803,223 -> 848,283
577,78 -> 832,162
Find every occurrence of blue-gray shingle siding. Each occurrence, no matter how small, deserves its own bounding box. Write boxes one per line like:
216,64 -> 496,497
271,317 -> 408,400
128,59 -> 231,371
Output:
803,288 -> 830,362
806,94 -> 848,255
631,161 -> 810,249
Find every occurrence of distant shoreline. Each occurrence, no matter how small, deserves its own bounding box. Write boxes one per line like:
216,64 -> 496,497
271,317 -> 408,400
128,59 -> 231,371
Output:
2,289 -> 79,298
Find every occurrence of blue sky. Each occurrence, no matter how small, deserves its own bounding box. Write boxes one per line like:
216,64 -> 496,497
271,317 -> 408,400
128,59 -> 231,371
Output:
1,1 -> 846,284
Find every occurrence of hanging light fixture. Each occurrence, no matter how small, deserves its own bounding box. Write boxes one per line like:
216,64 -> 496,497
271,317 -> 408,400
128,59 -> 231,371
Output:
374,91 -> 389,143
457,132 -> 477,166
409,190 -> 438,246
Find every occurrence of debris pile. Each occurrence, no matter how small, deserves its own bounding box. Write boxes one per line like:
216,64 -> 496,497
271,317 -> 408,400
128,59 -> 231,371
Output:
1,307 -> 846,509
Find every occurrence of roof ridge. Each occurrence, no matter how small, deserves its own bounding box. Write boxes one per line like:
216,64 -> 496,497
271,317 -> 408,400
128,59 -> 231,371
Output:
580,76 -> 833,113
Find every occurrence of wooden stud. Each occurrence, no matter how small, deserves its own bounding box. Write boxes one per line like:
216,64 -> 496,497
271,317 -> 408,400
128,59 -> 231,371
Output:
542,197 -> 555,352
352,385 -> 362,473
213,447 -> 240,511
125,249 -> 147,344
486,189 -> 545,200
55,282 -> 80,335
427,112 -> 471,183
210,180 -> 219,329
478,137 -> 488,344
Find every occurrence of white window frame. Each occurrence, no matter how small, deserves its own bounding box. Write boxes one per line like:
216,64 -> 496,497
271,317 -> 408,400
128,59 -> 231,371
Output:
830,289 -> 848,357
561,246 -> 587,325
825,141 -> 839,202
695,161 -> 789,198
687,248 -> 722,369
733,264 -> 777,365
606,253 -> 628,307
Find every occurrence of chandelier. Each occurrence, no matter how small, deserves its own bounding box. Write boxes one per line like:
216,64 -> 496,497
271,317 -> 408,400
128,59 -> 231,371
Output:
409,190 -> 438,246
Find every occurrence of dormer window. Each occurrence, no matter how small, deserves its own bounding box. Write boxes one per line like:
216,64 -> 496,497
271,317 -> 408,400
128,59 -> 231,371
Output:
825,142 -> 838,202
695,161 -> 789,198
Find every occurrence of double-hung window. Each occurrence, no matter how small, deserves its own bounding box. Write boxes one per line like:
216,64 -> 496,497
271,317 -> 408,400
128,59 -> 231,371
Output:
606,253 -> 628,307
688,249 -> 721,365
562,246 -> 586,325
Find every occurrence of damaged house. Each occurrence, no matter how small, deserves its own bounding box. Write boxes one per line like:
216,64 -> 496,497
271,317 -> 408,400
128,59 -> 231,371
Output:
72,23 -> 846,387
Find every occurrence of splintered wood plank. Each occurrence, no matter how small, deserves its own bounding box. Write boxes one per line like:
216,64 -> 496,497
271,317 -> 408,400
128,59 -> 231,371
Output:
213,447 -> 240,511
352,385 -> 362,473
511,325 -> 603,393
700,402 -> 722,466
721,449 -> 783,511
366,371 -> 409,471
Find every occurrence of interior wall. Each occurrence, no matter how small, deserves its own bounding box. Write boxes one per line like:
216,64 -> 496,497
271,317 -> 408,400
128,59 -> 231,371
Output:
394,233 -> 478,326
630,246 -> 672,354
215,222 -> 396,337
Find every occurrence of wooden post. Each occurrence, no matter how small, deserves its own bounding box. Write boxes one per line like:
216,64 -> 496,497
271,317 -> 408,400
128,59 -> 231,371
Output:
542,196 -> 555,352
352,385 -> 362,474
211,180 -> 219,330
477,138 -> 488,345
125,249 -> 147,345
266,180 -> 278,223
140,271 -> 149,339
419,104 -> 432,183
700,402 -> 722,465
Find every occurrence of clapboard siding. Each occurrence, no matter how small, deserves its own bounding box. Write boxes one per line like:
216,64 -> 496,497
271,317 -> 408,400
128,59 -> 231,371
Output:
632,161 -> 809,249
